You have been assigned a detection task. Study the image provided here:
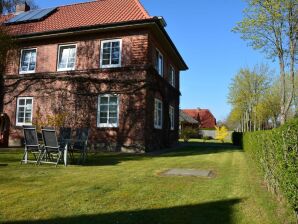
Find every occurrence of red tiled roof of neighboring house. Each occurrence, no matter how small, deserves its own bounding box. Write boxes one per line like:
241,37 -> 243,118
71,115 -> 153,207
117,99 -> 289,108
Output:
182,109 -> 217,129
0,0 -> 152,36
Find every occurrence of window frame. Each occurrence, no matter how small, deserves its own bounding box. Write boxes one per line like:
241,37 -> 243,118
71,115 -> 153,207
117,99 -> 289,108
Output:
97,94 -> 120,128
57,44 -> 77,72
169,65 -> 176,87
169,105 -> 175,130
19,48 -> 37,74
16,97 -> 34,127
154,98 -> 163,129
100,39 -> 122,69
155,48 -> 164,76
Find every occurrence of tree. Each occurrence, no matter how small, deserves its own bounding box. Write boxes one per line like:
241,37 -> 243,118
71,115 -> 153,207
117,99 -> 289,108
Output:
0,0 -> 37,14
228,64 -> 272,131
233,0 -> 297,124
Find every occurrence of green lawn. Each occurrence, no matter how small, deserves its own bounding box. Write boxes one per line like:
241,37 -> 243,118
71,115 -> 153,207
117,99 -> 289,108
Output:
0,142 -> 295,224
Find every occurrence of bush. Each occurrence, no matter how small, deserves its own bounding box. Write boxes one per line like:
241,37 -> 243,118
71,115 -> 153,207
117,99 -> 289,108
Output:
243,119 -> 298,216
180,127 -> 198,142
232,132 -> 243,147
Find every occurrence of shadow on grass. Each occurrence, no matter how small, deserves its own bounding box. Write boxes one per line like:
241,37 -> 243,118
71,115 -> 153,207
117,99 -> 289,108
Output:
5,198 -> 242,224
1,142 -> 242,167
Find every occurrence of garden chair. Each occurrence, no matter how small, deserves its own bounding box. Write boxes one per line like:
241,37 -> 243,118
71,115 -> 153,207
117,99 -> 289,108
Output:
69,128 -> 89,164
21,125 -> 43,164
39,127 -> 64,166
59,127 -> 72,148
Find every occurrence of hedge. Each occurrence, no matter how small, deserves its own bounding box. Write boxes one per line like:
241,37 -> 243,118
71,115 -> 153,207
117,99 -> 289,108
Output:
232,132 -> 243,147
243,119 -> 298,216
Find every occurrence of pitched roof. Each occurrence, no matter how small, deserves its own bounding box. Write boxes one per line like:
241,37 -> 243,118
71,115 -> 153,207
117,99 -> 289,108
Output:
179,110 -> 199,124
182,109 -> 217,128
1,0 -> 151,36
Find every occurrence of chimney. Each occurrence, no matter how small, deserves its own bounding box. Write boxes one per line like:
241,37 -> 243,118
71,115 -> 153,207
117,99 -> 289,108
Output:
16,2 -> 30,14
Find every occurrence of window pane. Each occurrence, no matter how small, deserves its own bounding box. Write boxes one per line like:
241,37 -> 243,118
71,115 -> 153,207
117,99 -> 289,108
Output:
109,112 -> 117,118
109,118 -> 117,124
112,41 -> 119,48
109,97 -> 118,105
109,105 -> 117,113
18,117 -> 24,123
100,112 -> 108,118
25,117 -> 31,123
100,105 -> 108,112
67,62 -> 75,69
19,99 -> 25,105
102,53 -> 110,61
26,99 -> 32,106
102,59 -> 110,65
100,97 -> 108,104
103,42 -> 111,49
100,117 -> 108,123
111,58 -> 119,65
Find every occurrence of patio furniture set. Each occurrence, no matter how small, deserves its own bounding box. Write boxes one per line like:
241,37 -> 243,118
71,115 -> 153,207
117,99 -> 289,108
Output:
21,126 -> 89,166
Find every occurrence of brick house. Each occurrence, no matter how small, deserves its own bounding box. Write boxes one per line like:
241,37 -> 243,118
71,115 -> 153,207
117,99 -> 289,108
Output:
182,109 -> 216,129
1,0 -> 188,152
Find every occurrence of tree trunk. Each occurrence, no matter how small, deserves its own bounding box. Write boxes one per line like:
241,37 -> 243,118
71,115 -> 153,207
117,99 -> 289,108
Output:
279,55 -> 287,125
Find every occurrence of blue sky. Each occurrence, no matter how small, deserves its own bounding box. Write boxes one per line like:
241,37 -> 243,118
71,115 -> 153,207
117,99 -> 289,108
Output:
39,0 -> 273,121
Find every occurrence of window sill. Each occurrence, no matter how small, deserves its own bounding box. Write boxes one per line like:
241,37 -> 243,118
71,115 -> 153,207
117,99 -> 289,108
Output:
16,123 -> 32,127
100,64 -> 121,69
154,126 -> 162,130
57,68 -> 75,72
97,124 -> 119,128
19,71 -> 35,75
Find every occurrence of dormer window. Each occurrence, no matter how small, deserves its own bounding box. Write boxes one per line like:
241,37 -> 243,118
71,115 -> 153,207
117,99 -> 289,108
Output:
100,39 -> 122,68
19,48 -> 37,74
155,49 -> 163,76
57,44 -> 77,71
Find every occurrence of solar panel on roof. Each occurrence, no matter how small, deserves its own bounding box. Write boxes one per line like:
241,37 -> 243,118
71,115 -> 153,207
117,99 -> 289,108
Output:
5,7 -> 57,24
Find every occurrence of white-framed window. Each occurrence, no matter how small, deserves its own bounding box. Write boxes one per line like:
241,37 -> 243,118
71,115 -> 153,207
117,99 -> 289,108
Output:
57,44 -> 77,71
169,106 -> 175,130
169,65 -> 175,87
155,49 -> 163,76
100,39 -> 122,68
154,98 -> 163,129
19,48 -> 37,74
16,97 -> 33,126
97,94 -> 119,128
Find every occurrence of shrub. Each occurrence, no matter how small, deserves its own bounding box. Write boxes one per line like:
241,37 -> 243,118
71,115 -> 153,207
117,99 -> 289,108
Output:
232,132 -> 243,147
215,125 -> 229,143
243,119 -> 298,217
180,127 -> 198,142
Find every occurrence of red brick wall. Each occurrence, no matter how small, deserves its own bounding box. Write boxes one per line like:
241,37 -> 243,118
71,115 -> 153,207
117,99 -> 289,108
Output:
4,28 -> 181,151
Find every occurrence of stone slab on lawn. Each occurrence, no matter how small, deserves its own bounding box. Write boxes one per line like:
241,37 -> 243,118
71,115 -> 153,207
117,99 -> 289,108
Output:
161,168 -> 215,178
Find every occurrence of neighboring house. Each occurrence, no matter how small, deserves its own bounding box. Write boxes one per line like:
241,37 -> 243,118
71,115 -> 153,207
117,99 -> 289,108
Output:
0,0 -> 188,151
182,108 -> 216,129
179,109 -> 199,130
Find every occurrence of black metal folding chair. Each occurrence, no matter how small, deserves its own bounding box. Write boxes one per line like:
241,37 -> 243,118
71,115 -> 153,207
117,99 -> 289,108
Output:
21,125 -> 43,164
70,128 -> 89,164
59,127 -> 72,148
40,128 -> 64,167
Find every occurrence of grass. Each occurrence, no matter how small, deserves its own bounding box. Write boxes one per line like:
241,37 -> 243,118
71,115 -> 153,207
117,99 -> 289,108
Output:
0,142 -> 295,224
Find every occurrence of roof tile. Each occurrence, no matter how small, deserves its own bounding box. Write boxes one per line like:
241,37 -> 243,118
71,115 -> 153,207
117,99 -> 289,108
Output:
1,0 -> 151,36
